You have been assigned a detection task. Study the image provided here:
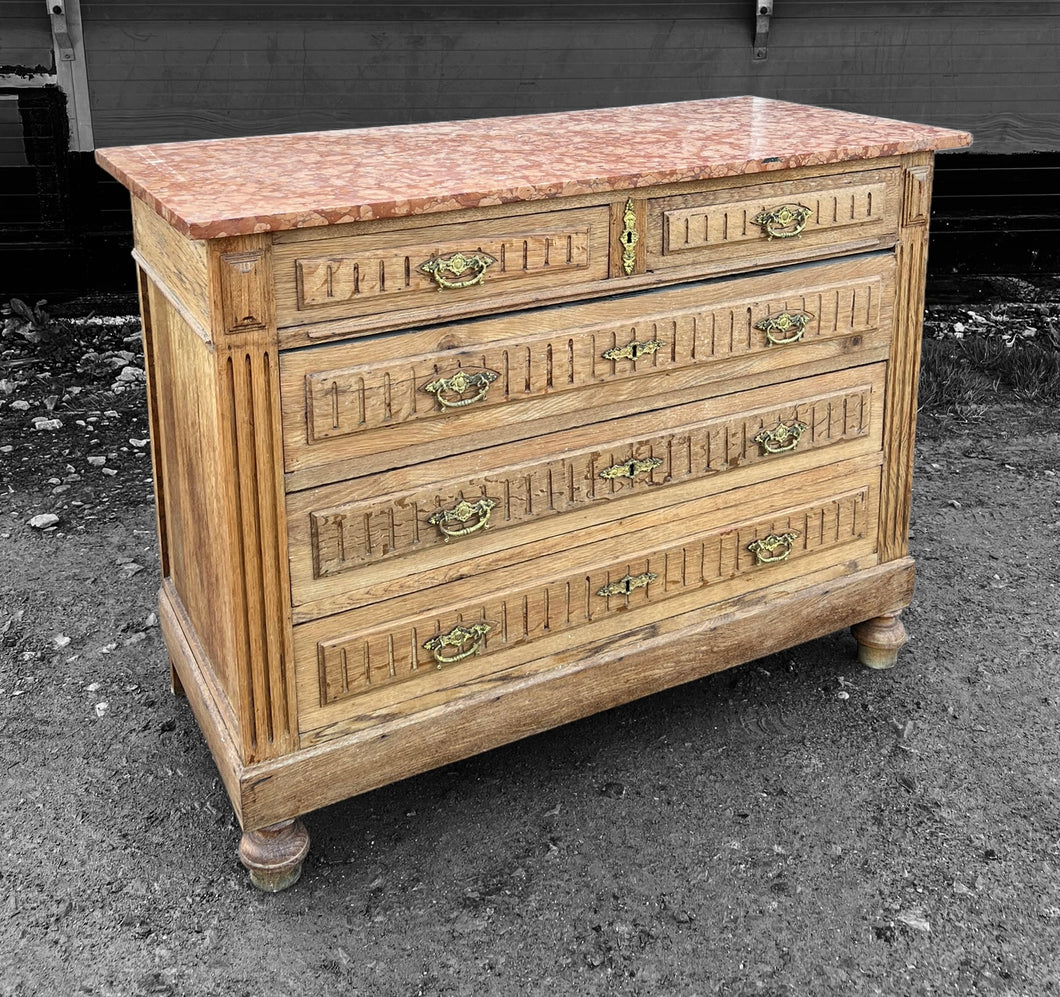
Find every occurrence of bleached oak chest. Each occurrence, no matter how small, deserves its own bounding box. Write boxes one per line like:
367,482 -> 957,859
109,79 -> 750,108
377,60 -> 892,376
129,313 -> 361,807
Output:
97,97 -> 969,889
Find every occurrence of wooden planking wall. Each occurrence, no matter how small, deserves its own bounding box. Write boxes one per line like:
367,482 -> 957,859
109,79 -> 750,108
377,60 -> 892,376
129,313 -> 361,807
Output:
929,152 -> 1060,282
78,1 -> 1060,154
0,2 -> 54,71
0,96 -> 28,172
0,89 -> 69,241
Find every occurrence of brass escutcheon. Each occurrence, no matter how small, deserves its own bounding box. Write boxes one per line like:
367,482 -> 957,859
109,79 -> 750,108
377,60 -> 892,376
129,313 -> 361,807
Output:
752,203 -> 813,239
754,420 -> 809,455
596,571 -> 658,598
747,531 -> 801,565
620,197 -> 639,276
417,250 -> 498,290
599,455 -> 664,481
423,368 -> 499,409
601,338 -> 664,362
423,622 -> 492,666
755,311 -> 813,346
427,497 -> 496,541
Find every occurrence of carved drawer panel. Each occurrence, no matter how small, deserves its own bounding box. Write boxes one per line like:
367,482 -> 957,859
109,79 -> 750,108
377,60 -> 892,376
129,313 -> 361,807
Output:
272,205 -> 611,333
286,363 -> 885,615
279,254 -> 894,487
645,167 -> 902,276
293,464 -> 881,740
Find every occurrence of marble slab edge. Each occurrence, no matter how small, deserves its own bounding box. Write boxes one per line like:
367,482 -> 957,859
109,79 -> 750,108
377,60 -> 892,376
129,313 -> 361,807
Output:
95,97 -> 972,241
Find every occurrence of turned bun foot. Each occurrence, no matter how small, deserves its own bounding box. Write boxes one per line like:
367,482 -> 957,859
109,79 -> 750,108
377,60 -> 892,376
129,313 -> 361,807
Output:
239,818 -> 310,892
851,613 -> 907,670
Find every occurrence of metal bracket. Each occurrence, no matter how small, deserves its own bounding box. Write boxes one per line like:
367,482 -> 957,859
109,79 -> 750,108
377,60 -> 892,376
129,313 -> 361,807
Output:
753,0 -> 773,61
47,1 -> 75,61
44,0 -> 94,149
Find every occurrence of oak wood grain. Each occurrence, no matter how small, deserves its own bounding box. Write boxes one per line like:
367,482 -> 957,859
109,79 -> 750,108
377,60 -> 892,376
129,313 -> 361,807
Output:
160,579 -> 245,825
273,204 -> 610,329
204,234 -> 298,762
131,197 -> 211,337
647,167 -> 903,275
879,152 -> 933,562
279,253 -> 895,485
144,276 -> 243,715
292,461 -> 881,734
286,364 -> 886,615
235,557 -> 915,829
121,113 -> 945,867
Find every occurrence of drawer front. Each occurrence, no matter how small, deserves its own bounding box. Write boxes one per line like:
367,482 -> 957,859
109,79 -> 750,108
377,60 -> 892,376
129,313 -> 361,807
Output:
273,205 -> 611,331
646,168 -> 902,275
287,363 -> 885,612
280,254 -> 895,483
293,465 -> 880,737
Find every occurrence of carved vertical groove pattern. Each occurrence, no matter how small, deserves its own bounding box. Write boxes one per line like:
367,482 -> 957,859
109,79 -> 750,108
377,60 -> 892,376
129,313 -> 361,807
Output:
880,156 -> 933,562
881,234 -> 926,562
314,485 -> 873,706
295,229 -> 592,308
303,275 -> 883,444
663,182 -> 886,253
227,349 -> 294,759
307,383 -> 877,579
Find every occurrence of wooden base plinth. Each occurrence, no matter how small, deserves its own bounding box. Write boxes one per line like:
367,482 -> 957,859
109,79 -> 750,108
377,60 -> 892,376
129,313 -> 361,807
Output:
165,559 -> 914,848
851,613 -> 907,670
238,818 -> 310,892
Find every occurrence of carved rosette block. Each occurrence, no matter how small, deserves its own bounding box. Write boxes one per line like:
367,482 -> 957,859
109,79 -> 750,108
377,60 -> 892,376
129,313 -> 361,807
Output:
238,818 -> 310,892
851,613 -> 907,670
219,249 -> 269,333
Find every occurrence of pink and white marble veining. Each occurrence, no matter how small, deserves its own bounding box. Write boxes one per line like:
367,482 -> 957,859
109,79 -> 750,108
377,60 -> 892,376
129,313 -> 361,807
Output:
95,97 -> 971,240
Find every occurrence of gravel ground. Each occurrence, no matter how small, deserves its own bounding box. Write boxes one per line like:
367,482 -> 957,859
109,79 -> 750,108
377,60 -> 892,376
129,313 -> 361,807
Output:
1,290 -> 1058,996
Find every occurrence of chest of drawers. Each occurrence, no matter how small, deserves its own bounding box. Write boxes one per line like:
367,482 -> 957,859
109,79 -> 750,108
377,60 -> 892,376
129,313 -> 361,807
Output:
97,97 -> 969,890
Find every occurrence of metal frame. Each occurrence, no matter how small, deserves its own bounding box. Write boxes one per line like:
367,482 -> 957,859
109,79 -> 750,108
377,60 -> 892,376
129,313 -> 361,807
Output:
47,0 -> 94,150
753,0 -> 773,61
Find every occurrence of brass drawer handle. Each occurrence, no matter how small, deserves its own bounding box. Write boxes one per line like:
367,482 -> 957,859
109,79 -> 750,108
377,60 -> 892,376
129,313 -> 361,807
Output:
599,455 -> 663,481
596,571 -> 657,598
601,338 -> 664,362
748,531 -> 800,565
427,497 -> 496,541
752,203 -> 813,239
418,250 -> 498,290
754,421 -> 808,455
423,622 -> 492,666
423,368 -> 499,409
755,311 -> 812,346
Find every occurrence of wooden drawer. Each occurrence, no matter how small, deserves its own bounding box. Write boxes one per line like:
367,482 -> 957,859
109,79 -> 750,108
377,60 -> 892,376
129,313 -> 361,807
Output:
279,254 -> 895,488
645,167 -> 902,276
105,95 -> 968,878
293,462 -> 881,741
286,363 -> 885,617
272,204 -> 611,332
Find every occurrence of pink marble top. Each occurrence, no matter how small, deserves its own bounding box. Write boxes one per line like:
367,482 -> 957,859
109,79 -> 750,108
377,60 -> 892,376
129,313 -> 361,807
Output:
95,97 -> 970,241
